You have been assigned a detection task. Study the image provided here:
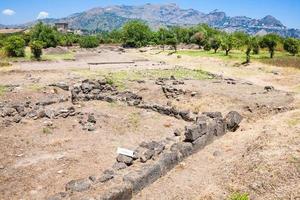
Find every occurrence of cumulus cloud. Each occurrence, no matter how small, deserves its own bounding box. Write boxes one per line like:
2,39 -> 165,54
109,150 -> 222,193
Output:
2,9 -> 16,16
37,11 -> 49,19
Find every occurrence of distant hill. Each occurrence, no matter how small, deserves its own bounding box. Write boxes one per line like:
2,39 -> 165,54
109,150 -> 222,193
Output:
4,3 -> 300,37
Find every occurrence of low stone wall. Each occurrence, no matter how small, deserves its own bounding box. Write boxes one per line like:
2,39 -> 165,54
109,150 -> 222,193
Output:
48,109 -> 243,200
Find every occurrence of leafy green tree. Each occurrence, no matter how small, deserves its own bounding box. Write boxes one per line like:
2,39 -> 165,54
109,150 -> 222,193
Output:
165,30 -> 178,52
30,40 -> 44,60
244,36 -> 257,63
157,27 -> 168,51
210,36 -> 222,53
232,31 -> 249,49
79,36 -> 99,48
283,37 -> 299,56
4,35 -> 26,57
221,34 -> 236,56
260,34 -> 280,58
121,20 -> 151,48
30,22 -> 59,48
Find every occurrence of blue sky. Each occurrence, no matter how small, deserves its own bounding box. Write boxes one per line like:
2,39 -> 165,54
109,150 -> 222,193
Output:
0,0 -> 299,28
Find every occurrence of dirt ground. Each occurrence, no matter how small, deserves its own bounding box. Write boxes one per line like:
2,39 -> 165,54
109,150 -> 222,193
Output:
0,45 -> 299,200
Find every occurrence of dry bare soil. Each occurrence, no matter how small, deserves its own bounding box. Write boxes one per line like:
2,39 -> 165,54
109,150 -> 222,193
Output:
0,45 -> 299,200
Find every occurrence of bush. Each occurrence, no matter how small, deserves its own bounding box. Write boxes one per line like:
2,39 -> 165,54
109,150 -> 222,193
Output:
284,38 -> 299,56
30,40 -> 44,60
4,36 -> 26,57
79,36 -> 99,48
30,22 -> 59,48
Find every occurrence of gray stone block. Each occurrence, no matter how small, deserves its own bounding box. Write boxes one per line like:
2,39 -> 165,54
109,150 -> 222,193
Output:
158,151 -> 180,175
170,142 -> 193,159
123,164 -> 161,193
65,178 -> 92,192
184,121 -> 207,141
98,184 -> 132,200
192,132 -> 215,153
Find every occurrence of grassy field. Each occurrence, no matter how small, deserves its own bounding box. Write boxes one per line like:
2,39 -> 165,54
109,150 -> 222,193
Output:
0,47 -> 75,62
176,49 -> 300,69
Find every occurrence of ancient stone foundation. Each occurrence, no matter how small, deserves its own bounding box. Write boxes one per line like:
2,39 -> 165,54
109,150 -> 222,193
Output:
48,80 -> 243,200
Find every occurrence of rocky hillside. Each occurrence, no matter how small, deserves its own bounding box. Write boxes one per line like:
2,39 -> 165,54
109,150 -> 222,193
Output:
9,4 -> 300,37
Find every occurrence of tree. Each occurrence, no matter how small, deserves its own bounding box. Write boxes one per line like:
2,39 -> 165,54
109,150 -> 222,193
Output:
191,31 -> 207,49
210,36 -> 222,53
30,22 -> 59,48
4,35 -> 26,57
30,40 -> 44,60
121,20 -> 151,48
284,37 -> 299,56
232,31 -> 249,49
79,36 -> 99,48
59,34 -> 74,47
252,37 -> 260,55
244,36 -> 257,63
157,27 -> 168,51
165,36 -> 178,52
221,34 -> 236,56
260,34 -> 280,58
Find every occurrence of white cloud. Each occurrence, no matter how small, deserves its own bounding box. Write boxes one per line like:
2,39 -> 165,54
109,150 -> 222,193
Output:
2,9 -> 16,16
37,11 -> 49,19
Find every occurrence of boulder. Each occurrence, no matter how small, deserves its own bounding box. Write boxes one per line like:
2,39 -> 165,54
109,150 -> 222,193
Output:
99,170 -> 114,183
225,111 -> 243,132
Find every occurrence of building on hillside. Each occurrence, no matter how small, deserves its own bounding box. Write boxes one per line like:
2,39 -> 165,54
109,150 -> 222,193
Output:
55,23 -> 68,33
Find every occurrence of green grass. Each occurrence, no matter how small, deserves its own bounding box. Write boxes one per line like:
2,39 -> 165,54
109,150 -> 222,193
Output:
26,84 -> 44,92
72,67 -> 213,90
1,47 -> 75,62
0,85 -> 8,96
176,49 -> 300,69
229,192 -> 250,200
42,127 -> 53,135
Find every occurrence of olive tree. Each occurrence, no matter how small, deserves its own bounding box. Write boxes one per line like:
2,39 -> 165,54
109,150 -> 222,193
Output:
260,34 -> 280,58
221,34 -> 236,56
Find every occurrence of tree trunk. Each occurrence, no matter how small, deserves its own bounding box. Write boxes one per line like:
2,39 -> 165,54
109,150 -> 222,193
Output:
225,50 -> 229,56
214,49 -> 217,53
270,51 -> 274,59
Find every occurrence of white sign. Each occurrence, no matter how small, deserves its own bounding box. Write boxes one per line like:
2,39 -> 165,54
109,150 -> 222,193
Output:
117,147 -> 134,157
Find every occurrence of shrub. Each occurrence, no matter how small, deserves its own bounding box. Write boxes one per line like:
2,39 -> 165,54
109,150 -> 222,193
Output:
4,36 -> 26,57
79,36 -> 99,48
284,38 -> 299,56
30,40 -> 44,60
30,22 -> 59,48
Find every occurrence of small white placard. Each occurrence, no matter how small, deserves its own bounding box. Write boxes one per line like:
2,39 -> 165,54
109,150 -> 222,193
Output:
117,147 -> 134,157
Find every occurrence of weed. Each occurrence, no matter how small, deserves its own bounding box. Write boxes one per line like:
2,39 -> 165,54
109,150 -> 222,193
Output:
229,192 -> 250,200
128,112 -> 140,129
42,127 -> 52,135
26,84 -> 44,92
0,85 -> 8,96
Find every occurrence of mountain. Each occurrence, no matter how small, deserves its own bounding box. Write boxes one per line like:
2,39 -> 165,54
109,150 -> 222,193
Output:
4,3 -> 300,37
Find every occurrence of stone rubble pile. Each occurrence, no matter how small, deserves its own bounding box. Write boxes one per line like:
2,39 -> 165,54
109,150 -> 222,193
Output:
0,96 -> 71,126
